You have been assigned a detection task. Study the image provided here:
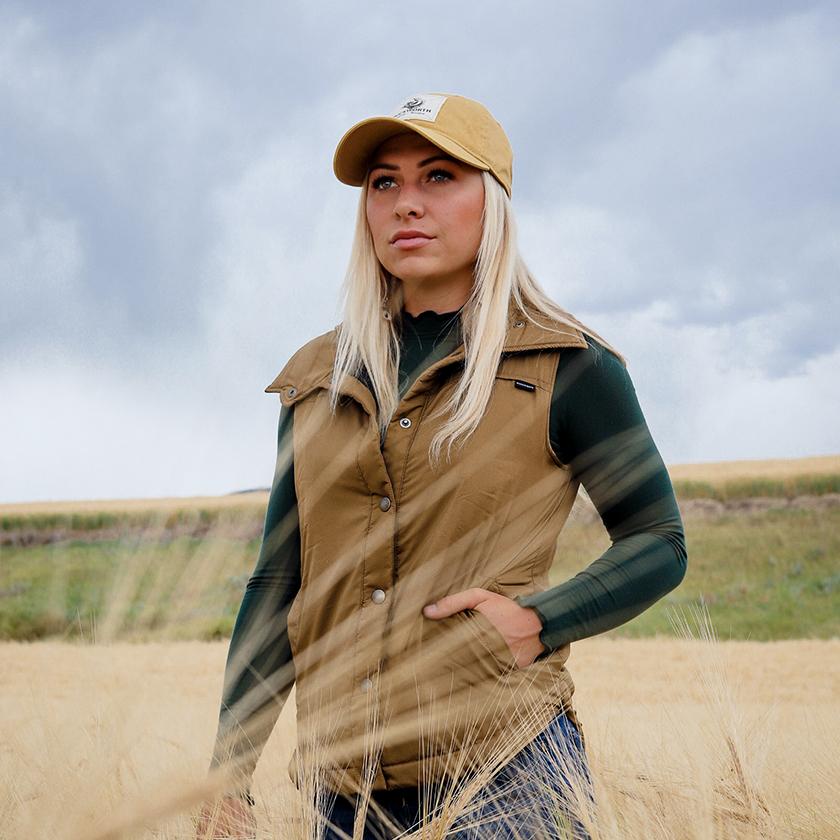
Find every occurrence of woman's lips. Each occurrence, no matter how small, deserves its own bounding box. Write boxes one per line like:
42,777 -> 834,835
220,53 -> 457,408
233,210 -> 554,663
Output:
391,236 -> 434,250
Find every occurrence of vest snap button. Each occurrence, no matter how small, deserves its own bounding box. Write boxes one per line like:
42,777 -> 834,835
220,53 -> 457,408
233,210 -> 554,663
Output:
379,496 -> 391,512
360,677 -> 373,692
399,417 -> 411,428
513,320 -> 525,328
371,588 -> 386,604
287,386 -> 297,397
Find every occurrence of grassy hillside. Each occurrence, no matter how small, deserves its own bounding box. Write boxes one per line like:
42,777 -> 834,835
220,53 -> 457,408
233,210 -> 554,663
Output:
1,455 -> 838,642
555,505 -> 840,641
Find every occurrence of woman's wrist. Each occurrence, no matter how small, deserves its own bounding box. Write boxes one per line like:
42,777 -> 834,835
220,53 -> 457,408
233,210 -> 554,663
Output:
514,595 -> 554,657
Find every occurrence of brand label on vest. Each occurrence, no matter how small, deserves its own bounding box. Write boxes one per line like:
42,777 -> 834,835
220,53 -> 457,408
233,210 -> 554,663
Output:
391,94 -> 448,123
514,379 -> 536,392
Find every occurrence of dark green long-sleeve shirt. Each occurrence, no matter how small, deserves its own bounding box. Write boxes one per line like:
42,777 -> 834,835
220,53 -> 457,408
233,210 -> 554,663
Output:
211,308 -> 687,786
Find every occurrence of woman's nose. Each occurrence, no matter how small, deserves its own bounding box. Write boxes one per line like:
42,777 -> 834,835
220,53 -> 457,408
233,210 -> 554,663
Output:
393,183 -> 425,219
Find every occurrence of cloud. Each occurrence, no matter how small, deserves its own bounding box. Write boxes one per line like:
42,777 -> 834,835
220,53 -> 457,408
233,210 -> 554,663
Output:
0,352 -> 277,502
197,133 -> 357,396
570,303 -> 840,465
519,10 -> 840,376
0,191 -> 85,342
2,2 -> 839,501
1,10 -> 250,355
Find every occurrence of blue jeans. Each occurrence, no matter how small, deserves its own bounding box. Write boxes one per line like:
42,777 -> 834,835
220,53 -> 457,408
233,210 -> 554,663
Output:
316,709 -> 594,839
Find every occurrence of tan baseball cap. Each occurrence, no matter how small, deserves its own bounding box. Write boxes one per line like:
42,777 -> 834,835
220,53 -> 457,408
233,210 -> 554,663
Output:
333,92 -> 513,198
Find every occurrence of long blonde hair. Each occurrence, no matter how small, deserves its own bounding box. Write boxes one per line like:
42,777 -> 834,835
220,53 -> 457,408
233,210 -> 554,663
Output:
329,170 -> 624,465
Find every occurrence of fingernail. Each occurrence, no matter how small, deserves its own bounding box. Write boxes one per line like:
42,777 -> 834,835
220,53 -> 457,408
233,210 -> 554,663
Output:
424,603 -> 437,615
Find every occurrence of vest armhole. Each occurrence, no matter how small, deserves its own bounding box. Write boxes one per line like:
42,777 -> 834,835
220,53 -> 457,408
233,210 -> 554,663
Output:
545,351 -> 572,471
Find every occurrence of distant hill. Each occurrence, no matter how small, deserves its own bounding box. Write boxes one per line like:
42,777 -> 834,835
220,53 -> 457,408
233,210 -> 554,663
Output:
1,454 -> 838,518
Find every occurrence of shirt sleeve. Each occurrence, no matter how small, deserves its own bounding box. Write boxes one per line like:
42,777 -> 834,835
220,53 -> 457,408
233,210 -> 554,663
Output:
209,404 -> 301,794
515,336 -> 687,653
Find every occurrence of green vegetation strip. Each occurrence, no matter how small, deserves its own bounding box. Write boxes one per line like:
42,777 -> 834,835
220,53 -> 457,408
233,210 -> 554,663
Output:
552,506 -> 840,641
3,473 -> 838,535
1,506 -> 838,642
0,504 -> 266,534
672,472 -> 840,501
0,535 -> 260,641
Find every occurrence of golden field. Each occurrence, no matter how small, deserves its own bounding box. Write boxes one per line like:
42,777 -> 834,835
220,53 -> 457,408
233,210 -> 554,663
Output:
2,631 -> 838,839
668,453 -> 840,482
1,452 -> 838,838
0,491 -> 269,517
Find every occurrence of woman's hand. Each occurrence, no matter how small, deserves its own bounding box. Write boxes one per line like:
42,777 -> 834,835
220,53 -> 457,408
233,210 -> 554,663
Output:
195,795 -> 257,839
423,588 -> 547,668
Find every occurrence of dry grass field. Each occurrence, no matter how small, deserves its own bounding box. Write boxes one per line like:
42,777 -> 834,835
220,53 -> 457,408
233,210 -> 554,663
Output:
2,629 -> 838,839
1,453 -> 838,838
667,454 -> 840,483
0,493 -> 270,518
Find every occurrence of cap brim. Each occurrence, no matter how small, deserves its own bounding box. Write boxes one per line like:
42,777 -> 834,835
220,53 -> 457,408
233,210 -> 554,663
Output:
333,116 -> 490,187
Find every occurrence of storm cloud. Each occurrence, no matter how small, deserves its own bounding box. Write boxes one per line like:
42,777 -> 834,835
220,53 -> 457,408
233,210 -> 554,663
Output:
2,1 -> 838,502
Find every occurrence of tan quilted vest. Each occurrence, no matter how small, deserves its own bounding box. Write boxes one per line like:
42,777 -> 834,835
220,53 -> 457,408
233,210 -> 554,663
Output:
265,310 -> 589,796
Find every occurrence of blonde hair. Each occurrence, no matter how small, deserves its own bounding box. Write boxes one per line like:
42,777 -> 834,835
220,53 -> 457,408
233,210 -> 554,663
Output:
329,170 -> 625,465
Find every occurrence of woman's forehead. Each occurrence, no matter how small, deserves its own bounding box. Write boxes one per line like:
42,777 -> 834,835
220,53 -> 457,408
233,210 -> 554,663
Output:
368,134 -> 466,177
373,132 -> 442,157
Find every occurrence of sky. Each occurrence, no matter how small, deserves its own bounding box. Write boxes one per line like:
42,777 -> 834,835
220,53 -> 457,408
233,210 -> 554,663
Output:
2,1 -> 838,503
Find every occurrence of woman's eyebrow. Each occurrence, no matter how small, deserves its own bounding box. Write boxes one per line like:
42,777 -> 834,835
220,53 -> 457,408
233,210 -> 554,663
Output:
368,154 -> 460,174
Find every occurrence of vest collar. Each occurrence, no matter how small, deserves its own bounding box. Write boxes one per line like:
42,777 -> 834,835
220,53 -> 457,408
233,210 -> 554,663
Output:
265,311 -> 588,410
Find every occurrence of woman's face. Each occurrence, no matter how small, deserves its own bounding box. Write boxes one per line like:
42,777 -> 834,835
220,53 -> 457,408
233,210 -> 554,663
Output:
365,132 -> 485,298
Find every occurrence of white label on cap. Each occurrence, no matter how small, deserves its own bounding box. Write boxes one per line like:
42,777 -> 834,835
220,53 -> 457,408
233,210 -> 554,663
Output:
390,94 -> 447,123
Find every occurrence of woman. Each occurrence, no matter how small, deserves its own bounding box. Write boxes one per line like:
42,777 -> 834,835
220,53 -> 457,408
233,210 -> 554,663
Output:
197,93 -> 687,839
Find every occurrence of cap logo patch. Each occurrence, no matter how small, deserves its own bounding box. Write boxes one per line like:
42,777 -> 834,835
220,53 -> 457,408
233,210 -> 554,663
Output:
391,93 -> 447,123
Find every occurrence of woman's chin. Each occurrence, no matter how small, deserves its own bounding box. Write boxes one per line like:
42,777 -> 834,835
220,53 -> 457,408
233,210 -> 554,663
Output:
387,263 -> 452,285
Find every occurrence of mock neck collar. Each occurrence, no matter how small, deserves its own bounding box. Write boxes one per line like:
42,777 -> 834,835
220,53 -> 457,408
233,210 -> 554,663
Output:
402,307 -> 462,320
400,307 -> 462,341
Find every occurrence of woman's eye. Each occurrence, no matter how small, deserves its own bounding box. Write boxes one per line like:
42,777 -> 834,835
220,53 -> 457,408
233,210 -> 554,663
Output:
428,169 -> 453,183
371,175 -> 396,190
370,169 -> 453,190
